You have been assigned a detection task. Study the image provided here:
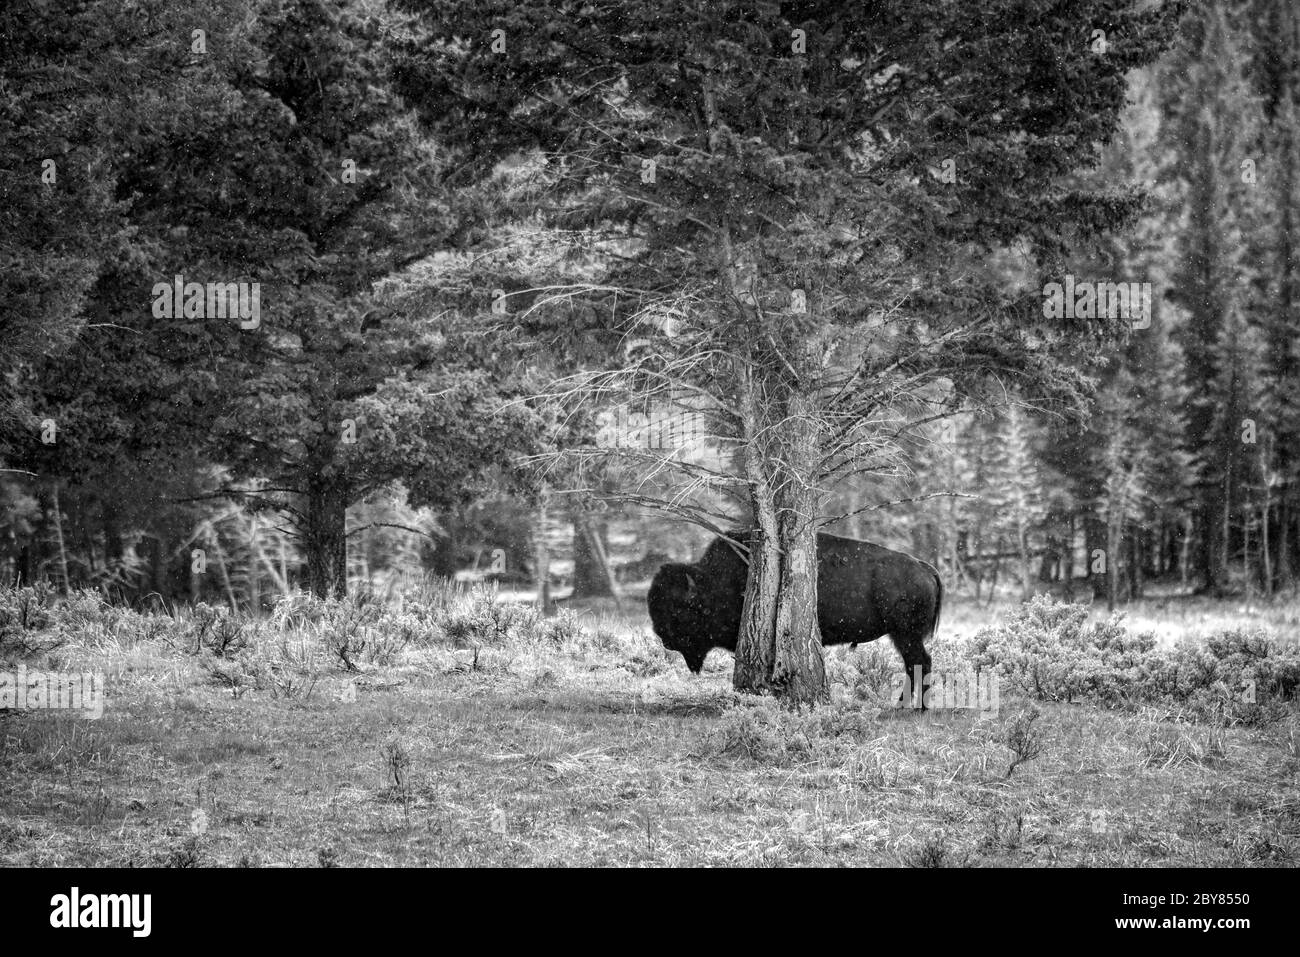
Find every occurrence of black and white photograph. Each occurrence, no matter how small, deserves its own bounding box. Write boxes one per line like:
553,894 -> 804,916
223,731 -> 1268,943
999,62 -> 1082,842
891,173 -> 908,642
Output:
0,0 -> 1294,915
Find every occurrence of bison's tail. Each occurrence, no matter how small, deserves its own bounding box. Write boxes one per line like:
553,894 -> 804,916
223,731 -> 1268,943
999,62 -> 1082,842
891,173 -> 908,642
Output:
928,565 -> 943,642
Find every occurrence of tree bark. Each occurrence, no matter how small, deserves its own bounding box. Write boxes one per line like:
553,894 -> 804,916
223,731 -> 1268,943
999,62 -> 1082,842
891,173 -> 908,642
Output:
533,488 -> 555,615
770,492 -> 827,706
755,390 -> 828,706
719,225 -> 827,704
1180,514 -> 1193,592
51,482 -> 70,594
734,481 -> 780,694
149,535 -> 163,596
1017,520 -> 1032,601
1128,528 -> 1143,599
1062,515 -> 1076,585
304,479 -> 349,599
1275,496 -> 1292,591
1106,512 -> 1120,612
103,506 -> 123,566
16,543 -> 32,587
1197,490 -> 1225,594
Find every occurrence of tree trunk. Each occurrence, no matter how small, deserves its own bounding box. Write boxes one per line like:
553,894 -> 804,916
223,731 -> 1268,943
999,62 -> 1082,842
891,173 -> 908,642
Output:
103,505 -> 123,567
16,543 -> 32,587
770,500 -> 827,706
769,389 -> 828,706
985,537 -> 1001,607
149,535 -> 164,596
1128,528 -> 1143,600
533,489 -> 554,615
1180,514 -> 1193,592
51,482 -> 70,594
304,479 -> 349,599
1196,501 -> 1215,593
1244,501 -> 1254,603
570,509 -> 615,598
1272,94 -> 1297,593
248,514 -> 262,611
1037,534 -> 1058,583
1220,468 -> 1232,593
1017,521 -> 1032,601
734,491 -> 779,694
1062,514 -> 1076,584
1106,513 -> 1119,613
721,226 -> 827,704
1275,495 -> 1292,591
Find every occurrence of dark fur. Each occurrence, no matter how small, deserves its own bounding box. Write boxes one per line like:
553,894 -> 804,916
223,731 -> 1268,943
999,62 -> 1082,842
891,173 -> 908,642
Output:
647,531 -> 942,691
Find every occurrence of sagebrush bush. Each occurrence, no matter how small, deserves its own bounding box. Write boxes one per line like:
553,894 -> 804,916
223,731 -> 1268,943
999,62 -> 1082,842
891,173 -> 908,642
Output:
826,641 -> 899,705
966,596 -> 1300,725
432,591 -> 539,647
540,612 -> 585,647
0,584 -> 61,661
1,583 -> 185,659
966,597 -> 1157,704
998,703 -> 1046,777
189,603 -> 251,657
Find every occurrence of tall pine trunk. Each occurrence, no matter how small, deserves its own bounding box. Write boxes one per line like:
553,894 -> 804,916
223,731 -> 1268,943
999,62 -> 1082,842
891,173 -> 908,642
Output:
771,494 -> 827,706
533,488 -> 555,615
1106,512 -> 1120,613
733,483 -> 779,693
304,479 -> 348,599
1017,519 -> 1032,601
733,389 -> 828,706
1276,498 -> 1292,591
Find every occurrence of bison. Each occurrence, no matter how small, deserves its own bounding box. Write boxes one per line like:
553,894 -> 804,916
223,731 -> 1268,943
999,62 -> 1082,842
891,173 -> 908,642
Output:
647,530 -> 942,694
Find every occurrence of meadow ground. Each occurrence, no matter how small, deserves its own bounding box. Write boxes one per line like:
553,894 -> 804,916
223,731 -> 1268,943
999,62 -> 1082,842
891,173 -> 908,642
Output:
1,585 -> 1297,867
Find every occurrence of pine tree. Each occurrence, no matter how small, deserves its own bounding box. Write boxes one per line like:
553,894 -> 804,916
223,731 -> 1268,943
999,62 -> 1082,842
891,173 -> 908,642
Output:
1161,0 -> 1267,594
399,0 -> 1184,703
1243,0 -> 1300,592
985,406 -> 1047,600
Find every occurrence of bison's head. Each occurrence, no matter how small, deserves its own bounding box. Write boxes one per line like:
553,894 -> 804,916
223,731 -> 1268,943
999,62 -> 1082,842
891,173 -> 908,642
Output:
647,562 -> 710,674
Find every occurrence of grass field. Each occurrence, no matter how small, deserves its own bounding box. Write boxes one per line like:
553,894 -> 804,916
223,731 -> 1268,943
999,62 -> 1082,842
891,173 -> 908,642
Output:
1,585 -> 1298,867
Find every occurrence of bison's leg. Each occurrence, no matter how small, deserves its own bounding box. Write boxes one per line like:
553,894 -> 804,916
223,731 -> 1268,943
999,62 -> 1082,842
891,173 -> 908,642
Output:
890,635 -> 933,710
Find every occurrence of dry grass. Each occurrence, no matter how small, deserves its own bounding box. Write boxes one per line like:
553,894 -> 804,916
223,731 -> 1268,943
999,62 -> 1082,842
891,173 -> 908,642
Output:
1,587 -> 1297,867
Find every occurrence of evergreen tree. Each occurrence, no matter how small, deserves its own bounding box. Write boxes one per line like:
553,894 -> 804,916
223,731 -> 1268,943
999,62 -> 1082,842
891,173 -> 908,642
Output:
400,0 -> 1184,703
1160,0 -> 1267,593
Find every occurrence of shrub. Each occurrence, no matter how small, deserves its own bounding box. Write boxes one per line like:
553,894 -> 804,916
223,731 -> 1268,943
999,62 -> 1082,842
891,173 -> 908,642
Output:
190,605 -> 251,657
712,702 -> 811,763
900,832 -> 962,867
381,734 -> 413,786
828,642 -> 898,705
964,597 -> 1300,725
439,592 -> 545,647
708,699 -> 877,764
998,703 -> 1046,778
967,597 -> 1157,705
540,611 -> 584,647
0,584 -> 61,662
1137,720 -> 1226,769
321,597 -> 382,671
